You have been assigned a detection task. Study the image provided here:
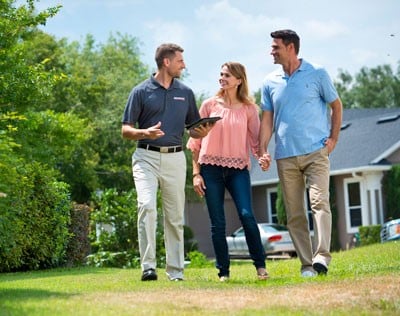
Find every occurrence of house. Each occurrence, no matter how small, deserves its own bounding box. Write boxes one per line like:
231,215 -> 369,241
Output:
185,108 -> 400,257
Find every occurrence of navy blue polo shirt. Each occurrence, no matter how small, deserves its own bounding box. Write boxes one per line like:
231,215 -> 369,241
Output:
122,75 -> 200,147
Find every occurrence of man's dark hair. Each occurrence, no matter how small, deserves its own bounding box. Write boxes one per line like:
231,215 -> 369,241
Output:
155,43 -> 184,69
271,29 -> 300,54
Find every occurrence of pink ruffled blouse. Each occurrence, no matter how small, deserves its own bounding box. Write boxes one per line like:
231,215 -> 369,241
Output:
187,97 -> 260,169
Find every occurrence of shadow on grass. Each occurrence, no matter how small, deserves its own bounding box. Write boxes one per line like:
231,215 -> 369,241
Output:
0,288 -> 76,314
0,287 -> 76,300
0,266 -> 117,283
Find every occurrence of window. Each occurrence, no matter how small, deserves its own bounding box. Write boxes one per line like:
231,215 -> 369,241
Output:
267,188 -> 278,224
344,179 -> 363,232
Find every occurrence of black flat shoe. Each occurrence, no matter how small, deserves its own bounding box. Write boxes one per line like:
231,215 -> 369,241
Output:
141,268 -> 157,281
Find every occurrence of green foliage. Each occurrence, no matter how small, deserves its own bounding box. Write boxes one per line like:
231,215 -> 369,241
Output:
0,161 -> 71,272
335,63 -> 400,109
0,0 -> 61,111
88,188 -> 151,268
47,33 -> 150,191
88,188 -> 198,268
86,251 -> 140,269
186,250 -> 212,268
90,188 -> 139,253
382,164 -> 400,220
8,110 -> 99,202
358,225 -> 381,246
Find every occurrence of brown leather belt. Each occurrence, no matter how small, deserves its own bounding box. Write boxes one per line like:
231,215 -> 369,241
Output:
138,144 -> 183,153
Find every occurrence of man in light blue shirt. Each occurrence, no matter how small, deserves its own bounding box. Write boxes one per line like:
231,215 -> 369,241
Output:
259,29 -> 343,277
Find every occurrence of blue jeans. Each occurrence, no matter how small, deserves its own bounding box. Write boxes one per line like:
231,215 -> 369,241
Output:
201,164 -> 266,277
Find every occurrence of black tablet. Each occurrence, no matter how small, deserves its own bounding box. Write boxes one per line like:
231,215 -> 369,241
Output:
186,116 -> 222,129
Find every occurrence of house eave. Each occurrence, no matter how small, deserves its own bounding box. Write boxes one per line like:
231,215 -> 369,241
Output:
371,140 -> 400,164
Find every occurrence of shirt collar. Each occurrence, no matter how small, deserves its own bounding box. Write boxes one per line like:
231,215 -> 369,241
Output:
149,73 -> 178,90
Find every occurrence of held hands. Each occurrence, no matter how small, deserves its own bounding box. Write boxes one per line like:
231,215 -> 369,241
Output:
258,153 -> 272,171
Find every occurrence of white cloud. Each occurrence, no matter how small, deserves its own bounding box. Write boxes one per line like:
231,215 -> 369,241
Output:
195,0 -> 282,44
144,20 -> 188,48
304,20 -> 348,40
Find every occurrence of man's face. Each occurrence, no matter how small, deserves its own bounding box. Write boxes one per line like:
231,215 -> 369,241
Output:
166,51 -> 186,78
270,38 -> 289,65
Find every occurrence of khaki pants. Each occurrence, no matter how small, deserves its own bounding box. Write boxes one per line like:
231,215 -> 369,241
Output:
277,147 -> 332,272
132,148 -> 186,280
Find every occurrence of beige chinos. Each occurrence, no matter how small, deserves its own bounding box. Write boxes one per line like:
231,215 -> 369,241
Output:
277,147 -> 332,273
132,148 -> 186,280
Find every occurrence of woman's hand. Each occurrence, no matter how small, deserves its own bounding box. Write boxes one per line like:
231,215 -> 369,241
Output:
193,174 -> 206,197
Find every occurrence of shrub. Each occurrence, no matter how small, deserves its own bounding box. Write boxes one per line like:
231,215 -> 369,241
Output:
88,188 -> 144,268
186,251 -> 212,268
88,188 -> 198,268
0,162 -> 71,272
358,225 -> 381,246
86,251 -> 140,268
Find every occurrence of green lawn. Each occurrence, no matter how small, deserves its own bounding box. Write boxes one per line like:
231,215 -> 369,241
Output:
0,242 -> 399,315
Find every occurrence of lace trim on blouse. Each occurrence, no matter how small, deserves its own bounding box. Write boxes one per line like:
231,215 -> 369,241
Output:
200,154 -> 248,169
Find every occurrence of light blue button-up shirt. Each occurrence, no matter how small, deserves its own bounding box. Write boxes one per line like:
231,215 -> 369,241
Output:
261,59 -> 339,160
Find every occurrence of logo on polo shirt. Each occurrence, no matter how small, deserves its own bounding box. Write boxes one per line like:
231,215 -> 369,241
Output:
173,97 -> 185,101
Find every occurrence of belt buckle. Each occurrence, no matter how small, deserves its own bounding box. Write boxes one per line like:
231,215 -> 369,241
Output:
160,147 -> 169,153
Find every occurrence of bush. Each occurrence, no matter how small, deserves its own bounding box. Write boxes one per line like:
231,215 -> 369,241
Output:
186,251 -> 212,268
88,188 -> 144,268
88,189 -> 199,268
0,162 -> 71,272
86,251 -> 140,268
358,225 -> 381,246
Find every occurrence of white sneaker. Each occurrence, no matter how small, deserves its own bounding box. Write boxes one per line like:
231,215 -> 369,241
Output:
219,276 -> 229,282
301,270 -> 317,277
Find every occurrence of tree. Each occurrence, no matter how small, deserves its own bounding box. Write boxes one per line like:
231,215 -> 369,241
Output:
47,33 -> 150,191
334,62 -> 400,109
0,0 -> 74,272
0,0 -> 61,111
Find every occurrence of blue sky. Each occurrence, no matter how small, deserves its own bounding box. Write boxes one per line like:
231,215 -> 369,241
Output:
33,0 -> 400,96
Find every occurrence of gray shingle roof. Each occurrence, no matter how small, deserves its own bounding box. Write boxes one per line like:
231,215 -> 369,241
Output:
250,108 -> 400,186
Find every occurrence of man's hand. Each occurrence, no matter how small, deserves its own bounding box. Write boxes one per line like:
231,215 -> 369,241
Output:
144,121 -> 165,140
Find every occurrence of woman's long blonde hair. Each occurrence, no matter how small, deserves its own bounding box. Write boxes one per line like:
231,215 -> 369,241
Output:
216,61 -> 254,105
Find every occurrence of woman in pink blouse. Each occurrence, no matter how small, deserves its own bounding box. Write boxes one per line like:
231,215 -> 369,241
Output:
187,62 -> 269,281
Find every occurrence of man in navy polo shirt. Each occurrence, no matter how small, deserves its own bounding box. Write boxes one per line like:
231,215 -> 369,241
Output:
121,43 -> 210,281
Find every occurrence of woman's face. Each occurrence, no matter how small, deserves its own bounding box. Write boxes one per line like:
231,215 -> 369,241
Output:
219,65 -> 241,90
